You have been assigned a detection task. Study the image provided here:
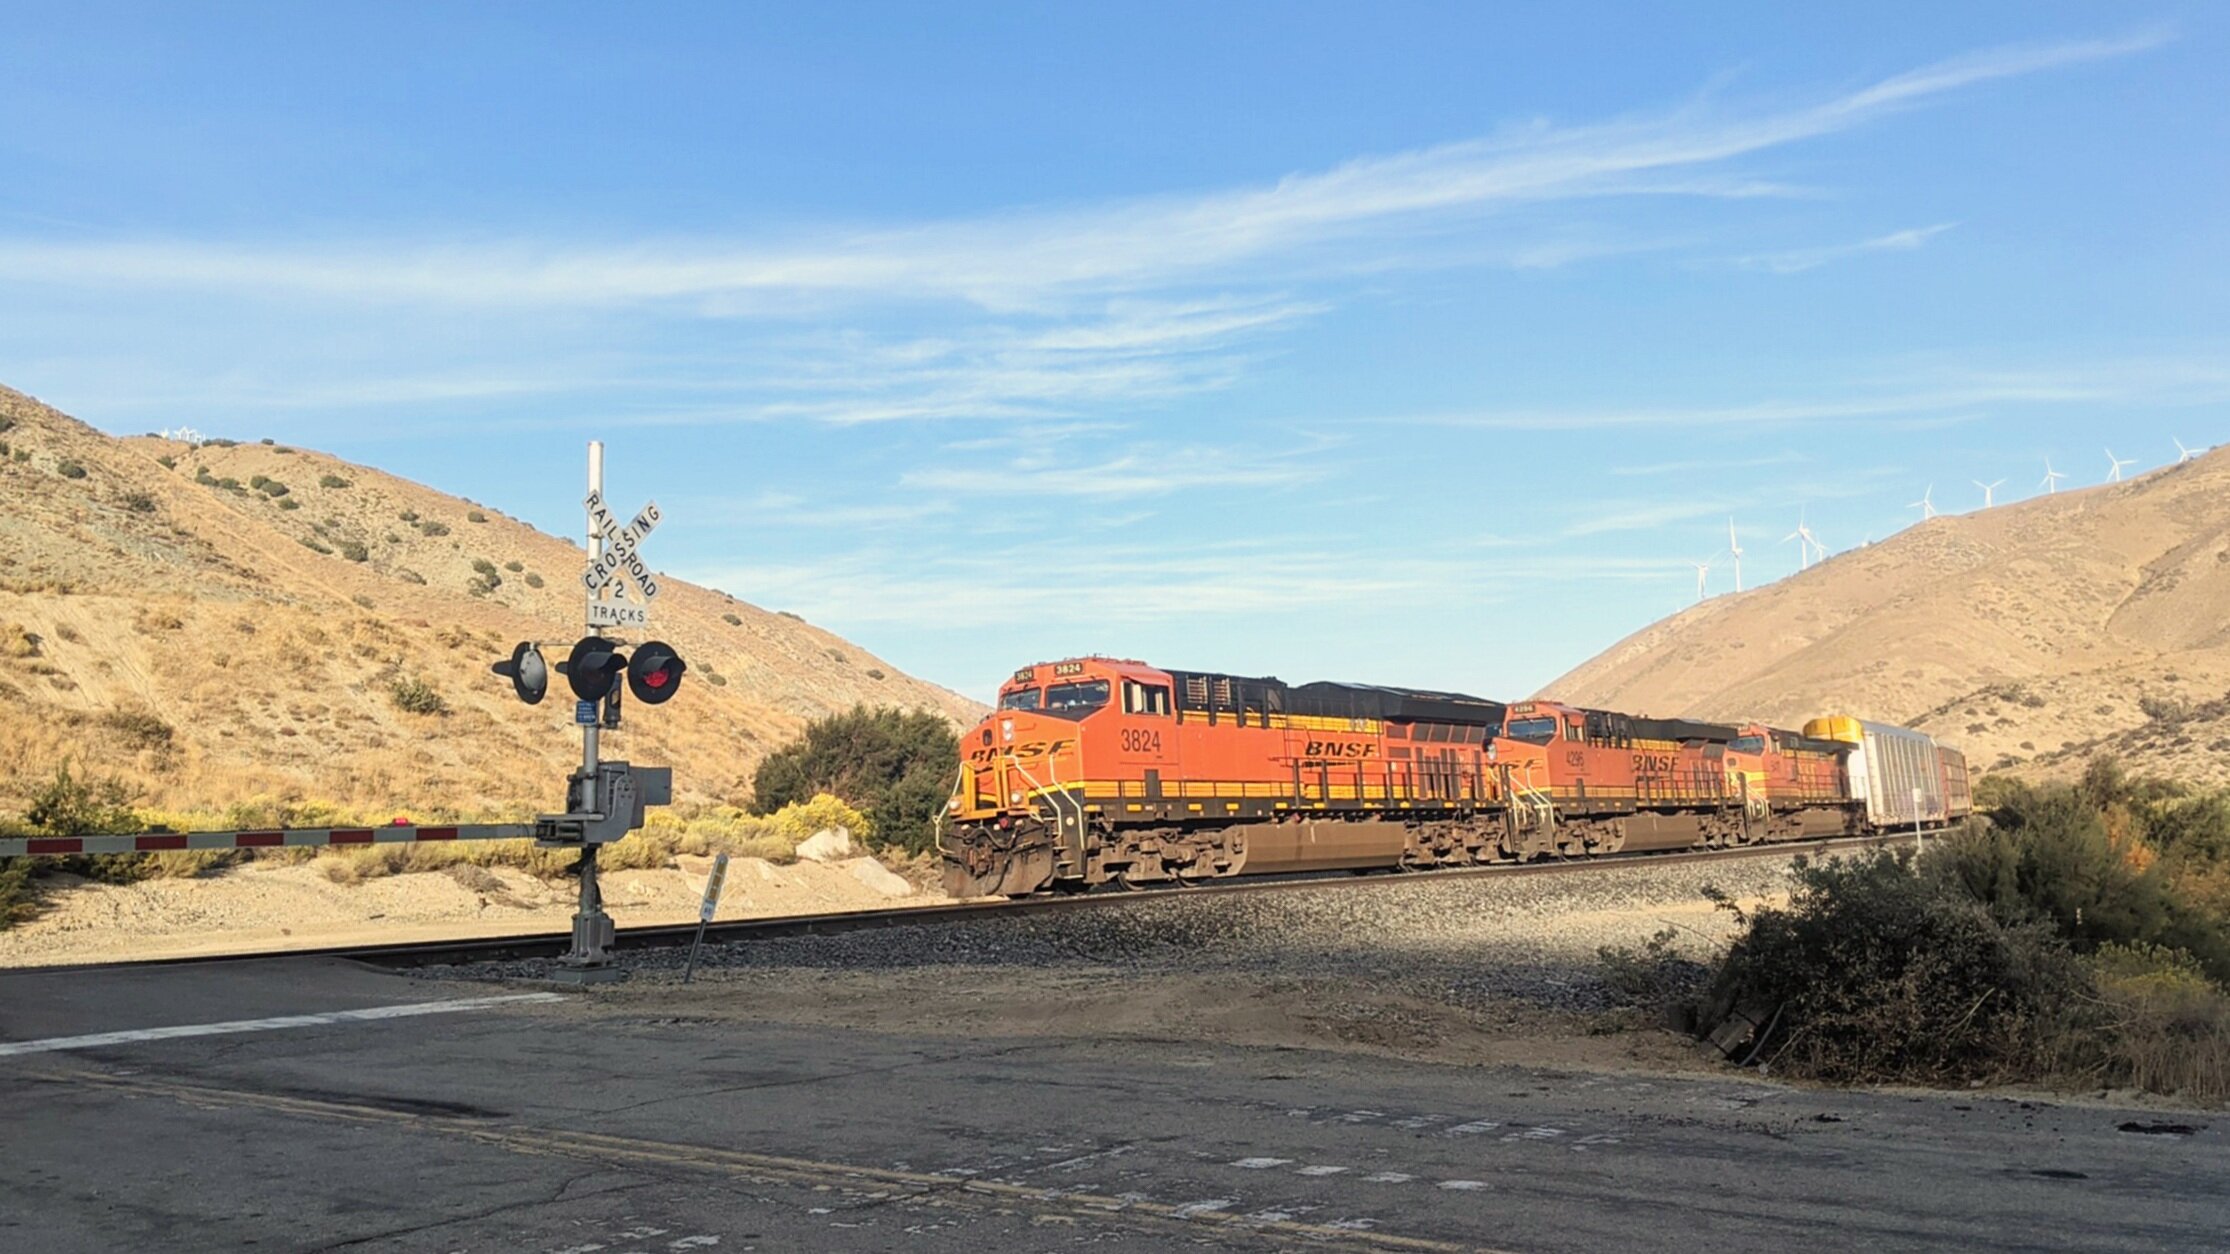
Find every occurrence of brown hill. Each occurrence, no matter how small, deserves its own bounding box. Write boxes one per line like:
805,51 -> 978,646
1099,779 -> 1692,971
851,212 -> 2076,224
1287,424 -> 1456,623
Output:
1543,447 -> 2230,783
0,385 -> 980,818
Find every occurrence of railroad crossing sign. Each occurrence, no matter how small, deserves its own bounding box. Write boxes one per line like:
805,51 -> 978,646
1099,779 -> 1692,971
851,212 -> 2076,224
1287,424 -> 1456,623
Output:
582,491 -> 661,599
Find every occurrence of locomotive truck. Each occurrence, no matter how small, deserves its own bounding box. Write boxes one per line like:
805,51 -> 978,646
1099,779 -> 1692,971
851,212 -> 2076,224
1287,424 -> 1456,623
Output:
939,656 -> 1970,898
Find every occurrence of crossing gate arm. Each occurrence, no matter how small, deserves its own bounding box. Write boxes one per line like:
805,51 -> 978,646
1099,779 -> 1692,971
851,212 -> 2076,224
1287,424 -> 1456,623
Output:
0,823 -> 537,858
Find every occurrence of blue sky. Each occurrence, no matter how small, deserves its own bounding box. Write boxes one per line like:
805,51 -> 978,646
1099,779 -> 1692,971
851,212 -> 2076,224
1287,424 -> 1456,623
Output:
4,3 -> 2226,702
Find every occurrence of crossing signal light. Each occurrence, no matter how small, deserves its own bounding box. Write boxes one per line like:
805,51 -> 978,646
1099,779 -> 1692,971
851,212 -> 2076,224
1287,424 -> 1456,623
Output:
558,636 -> 628,702
626,640 -> 687,705
490,641 -> 549,705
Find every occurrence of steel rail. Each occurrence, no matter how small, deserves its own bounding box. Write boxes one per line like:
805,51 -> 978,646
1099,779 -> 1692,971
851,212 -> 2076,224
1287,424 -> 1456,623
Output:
20,831 -> 1910,975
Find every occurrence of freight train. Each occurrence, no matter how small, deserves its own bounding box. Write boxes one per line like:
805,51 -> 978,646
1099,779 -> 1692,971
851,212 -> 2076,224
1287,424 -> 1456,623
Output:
939,656 -> 1970,898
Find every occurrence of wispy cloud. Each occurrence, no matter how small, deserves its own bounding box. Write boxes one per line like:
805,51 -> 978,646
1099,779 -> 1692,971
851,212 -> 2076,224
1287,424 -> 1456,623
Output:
1610,451 -> 1808,476
1394,355 -> 2230,432
1729,221 -> 1958,274
0,32 -> 2162,313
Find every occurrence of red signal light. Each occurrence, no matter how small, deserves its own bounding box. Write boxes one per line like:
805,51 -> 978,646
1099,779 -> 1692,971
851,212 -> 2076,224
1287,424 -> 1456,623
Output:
626,640 -> 686,705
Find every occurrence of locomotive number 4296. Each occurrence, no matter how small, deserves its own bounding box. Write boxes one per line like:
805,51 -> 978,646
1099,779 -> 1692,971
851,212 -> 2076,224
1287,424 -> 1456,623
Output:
1120,728 -> 1163,754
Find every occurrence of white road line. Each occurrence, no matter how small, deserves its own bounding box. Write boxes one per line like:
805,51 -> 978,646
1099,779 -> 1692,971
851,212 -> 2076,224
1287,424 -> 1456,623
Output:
1231,1157 -> 1292,1169
1296,1165 -> 1350,1176
0,993 -> 563,1057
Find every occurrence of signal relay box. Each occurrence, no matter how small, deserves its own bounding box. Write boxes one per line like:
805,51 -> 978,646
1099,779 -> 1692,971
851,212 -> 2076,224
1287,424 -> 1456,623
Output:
535,760 -> 673,846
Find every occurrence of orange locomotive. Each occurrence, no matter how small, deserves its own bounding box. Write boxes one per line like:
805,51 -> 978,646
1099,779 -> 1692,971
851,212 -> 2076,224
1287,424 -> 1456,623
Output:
940,656 -> 1971,898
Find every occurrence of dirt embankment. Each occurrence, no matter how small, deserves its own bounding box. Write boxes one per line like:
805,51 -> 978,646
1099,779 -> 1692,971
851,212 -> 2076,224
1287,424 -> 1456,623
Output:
0,853 -> 947,967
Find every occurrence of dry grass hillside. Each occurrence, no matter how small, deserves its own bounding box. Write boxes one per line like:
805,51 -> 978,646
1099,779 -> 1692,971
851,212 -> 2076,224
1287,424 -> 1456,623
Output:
1545,446 -> 2230,784
0,385 -> 980,818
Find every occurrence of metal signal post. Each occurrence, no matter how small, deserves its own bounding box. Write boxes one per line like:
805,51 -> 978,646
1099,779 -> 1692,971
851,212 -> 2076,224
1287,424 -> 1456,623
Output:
560,440 -> 619,982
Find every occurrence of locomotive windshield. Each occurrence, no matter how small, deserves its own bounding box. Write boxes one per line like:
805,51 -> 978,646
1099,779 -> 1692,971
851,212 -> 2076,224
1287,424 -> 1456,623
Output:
1042,679 -> 1112,719
1503,716 -> 1558,743
1730,735 -> 1767,754
999,687 -> 1043,711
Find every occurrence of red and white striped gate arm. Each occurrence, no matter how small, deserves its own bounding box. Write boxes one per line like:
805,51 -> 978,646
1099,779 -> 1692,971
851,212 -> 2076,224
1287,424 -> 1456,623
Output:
0,823 -> 536,858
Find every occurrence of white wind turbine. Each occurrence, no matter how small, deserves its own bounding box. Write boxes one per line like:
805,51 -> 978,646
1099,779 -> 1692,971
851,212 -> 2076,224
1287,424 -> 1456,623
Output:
1908,485 -> 1938,520
2106,448 -> 2136,482
1688,556 -> 1715,603
1726,517 -> 1744,593
2039,459 -> 2067,494
1972,478 -> 2006,508
1783,511 -> 1826,570
2175,437 -> 2202,463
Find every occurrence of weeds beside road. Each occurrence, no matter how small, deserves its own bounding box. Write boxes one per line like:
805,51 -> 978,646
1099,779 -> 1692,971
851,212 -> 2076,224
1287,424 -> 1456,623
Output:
1608,759 -> 2230,1105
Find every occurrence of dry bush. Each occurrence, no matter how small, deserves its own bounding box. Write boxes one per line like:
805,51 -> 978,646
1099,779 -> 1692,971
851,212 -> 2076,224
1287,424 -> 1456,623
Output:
99,704 -> 175,751
0,623 -> 40,658
2078,945 -> 2230,1101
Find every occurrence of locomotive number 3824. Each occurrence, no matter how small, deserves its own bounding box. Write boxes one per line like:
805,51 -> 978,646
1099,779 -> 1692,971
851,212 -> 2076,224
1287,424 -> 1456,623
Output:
1119,728 -> 1163,754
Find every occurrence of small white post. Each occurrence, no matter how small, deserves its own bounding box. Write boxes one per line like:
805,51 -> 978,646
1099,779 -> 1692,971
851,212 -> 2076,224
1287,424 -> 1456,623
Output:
1912,786 -> 1925,852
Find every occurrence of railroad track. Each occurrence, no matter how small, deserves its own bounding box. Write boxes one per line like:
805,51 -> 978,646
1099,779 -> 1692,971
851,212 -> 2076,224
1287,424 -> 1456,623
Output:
30,831 -> 1916,975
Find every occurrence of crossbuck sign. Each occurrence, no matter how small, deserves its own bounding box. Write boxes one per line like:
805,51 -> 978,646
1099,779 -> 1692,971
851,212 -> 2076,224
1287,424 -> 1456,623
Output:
582,490 -> 661,629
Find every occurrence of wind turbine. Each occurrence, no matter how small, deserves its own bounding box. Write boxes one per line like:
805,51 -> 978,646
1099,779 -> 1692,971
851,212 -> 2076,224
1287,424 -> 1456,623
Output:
1688,556 -> 1714,603
2039,459 -> 2067,494
1972,478 -> 2006,509
1783,511 -> 1825,570
2175,437 -> 2201,463
1908,485 -> 1937,521
2106,448 -> 2136,482
1726,517 -> 1744,592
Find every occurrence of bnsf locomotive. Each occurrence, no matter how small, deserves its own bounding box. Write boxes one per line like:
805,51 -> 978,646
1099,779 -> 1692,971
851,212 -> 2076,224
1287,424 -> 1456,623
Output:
939,656 -> 1970,898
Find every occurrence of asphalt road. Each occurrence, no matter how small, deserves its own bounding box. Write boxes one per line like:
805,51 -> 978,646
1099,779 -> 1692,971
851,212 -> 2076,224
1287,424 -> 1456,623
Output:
2,957 -> 2223,1252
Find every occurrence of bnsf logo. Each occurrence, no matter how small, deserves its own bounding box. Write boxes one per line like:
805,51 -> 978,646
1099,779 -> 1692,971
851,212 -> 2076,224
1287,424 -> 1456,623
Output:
1304,739 -> 1378,758
1632,751 -> 1678,773
968,739 -> 1071,765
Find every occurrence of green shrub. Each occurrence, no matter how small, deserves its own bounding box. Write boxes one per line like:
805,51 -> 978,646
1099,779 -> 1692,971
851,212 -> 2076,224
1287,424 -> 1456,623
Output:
155,454 -> 177,470
523,572 -> 544,589
299,537 -> 332,555
25,762 -> 138,837
278,497 -> 301,511
319,473 -> 351,489
467,509 -> 487,523
399,509 -> 419,523
259,437 -> 275,445
119,490 -> 157,513
1700,848 -> 2085,1084
503,559 -> 523,573
249,474 -> 270,490
397,569 -> 427,585
722,612 -> 742,626
419,520 -> 450,537
56,458 -> 87,480
752,706 -> 957,855
471,557 -> 497,575
388,677 -> 448,716
1960,773 -> 2230,979
336,540 -> 368,563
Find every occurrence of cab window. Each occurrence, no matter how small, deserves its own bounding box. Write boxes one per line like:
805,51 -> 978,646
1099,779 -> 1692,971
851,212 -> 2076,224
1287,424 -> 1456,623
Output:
1122,680 -> 1171,716
1043,680 -> 1112,719
1730,735 -> 1767,754
1503,716 -> 1557,743
999,688 -> 1042,711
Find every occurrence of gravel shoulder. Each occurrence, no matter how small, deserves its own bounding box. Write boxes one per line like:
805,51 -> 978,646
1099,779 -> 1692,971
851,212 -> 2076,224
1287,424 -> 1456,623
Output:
440,851 -> 1808,1078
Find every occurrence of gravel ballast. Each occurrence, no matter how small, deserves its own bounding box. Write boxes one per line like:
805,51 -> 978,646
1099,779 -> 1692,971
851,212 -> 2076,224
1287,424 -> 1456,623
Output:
441,851 -> 1814,1015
